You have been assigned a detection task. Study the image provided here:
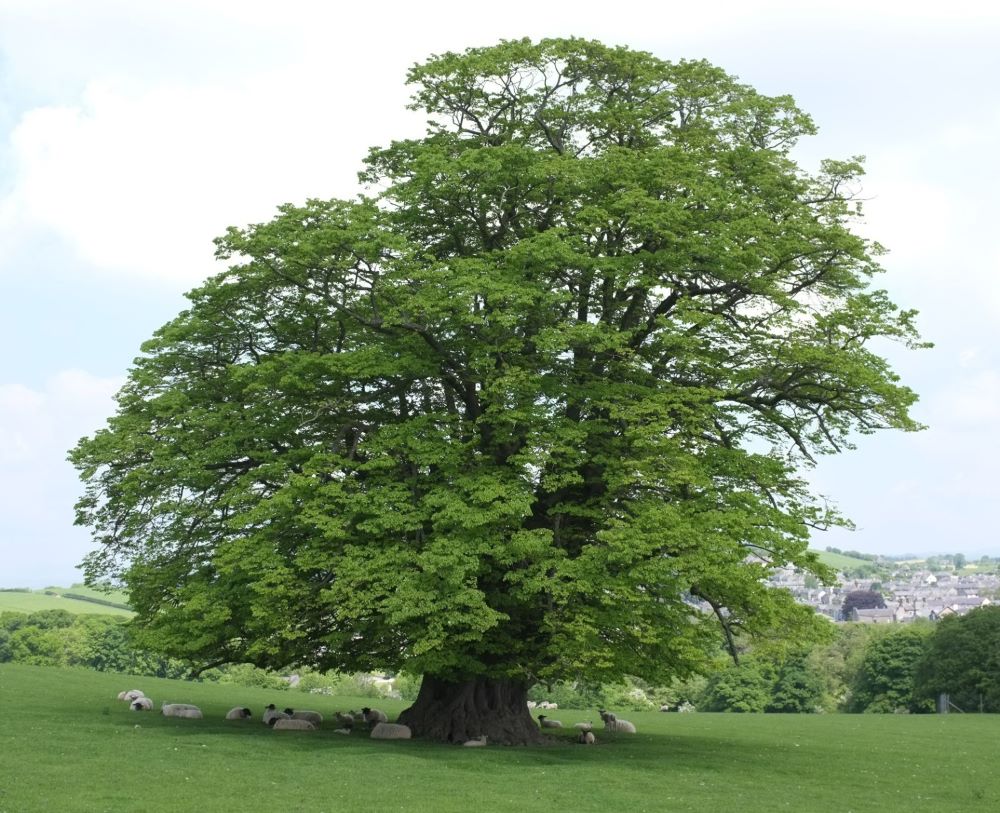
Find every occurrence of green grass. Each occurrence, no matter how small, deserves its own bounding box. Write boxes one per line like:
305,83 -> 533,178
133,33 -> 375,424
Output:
1,662 -> 998,813
0,586 -> 133,617
813,549 -> 879,572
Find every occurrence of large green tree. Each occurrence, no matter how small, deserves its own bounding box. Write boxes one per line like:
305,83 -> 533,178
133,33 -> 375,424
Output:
71,38 -> 923,743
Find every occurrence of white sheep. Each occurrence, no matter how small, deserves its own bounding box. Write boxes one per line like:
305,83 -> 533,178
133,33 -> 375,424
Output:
578,730 -> 596,745
161,703 -> 200,717
272,718 -> 316,731
287,709 -> 323,726
537,714 -> 562,729
333,728 -> 352,735
370,722 -> 411,739
225,707 -> 252,720
130,697 -> 153,711
463,735 -> 488,747
119,689 -> 144,702
573,721 -> 593,732
334,712 -> 356,728
362,707 -> 388,727
174,708 -> 203,720
262,704 -> 291,726
599,710 -> 636,734
526,700 -> 537,710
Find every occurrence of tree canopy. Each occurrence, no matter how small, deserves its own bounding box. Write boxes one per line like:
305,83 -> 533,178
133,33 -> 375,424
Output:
71,37 -> 924,742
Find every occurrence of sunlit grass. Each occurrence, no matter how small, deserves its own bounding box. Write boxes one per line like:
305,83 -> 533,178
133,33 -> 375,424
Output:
1,662 -> 997,812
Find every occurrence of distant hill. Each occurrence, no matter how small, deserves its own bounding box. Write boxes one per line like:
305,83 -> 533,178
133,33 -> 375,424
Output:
813,549 -> 881,573
0,584 -> 133,617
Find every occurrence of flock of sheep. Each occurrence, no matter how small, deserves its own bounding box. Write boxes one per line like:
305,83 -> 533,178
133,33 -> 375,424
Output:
117,688 -> 636,746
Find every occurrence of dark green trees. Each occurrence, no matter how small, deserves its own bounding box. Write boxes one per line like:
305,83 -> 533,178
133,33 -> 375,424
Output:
915,607 -> 1000,712
71,38 -> 923,742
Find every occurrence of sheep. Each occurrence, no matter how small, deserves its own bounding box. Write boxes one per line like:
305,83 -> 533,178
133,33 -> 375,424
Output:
334,712 -> 356,728
333,728 -> 352,735
272,718 -> 316,731
537,714 -> 562,729
130,697 -> 153,711
161,703 -> 200,717
285,709 -> 323,726
577,730 -> 596,745
118,689 -> 144,702
174,707 -> 203,720
599,710 -> 637,734
225,707 -> 252,720
362,707 -> 388,727
573,721 -> 593,732
370,722 -> 411,739
262,704 -> 291,726
463,735 -> 488,747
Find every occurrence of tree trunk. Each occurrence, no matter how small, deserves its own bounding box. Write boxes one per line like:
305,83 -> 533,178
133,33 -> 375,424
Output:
396,675 -> 544,745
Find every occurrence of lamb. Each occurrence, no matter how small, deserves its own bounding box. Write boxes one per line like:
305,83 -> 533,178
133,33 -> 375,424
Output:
537,714 -> 562,729
599,710 -> 637,734
334,712 -> 356,729
130,697 -> 153,711
463,735 -> 488,747
370,722 -> 412,739
225,707 -> 252,720
272,718 -> 316,731
577,730 -> 596,745
362,707 -> 388,727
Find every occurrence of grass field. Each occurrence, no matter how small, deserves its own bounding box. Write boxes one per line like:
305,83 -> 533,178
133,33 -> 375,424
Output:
0,586 -> 132,617
1,663 -> 998,812
812,549 -> 879,572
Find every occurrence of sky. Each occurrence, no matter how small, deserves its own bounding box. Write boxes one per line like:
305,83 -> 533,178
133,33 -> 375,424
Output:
1,0 -> 998,587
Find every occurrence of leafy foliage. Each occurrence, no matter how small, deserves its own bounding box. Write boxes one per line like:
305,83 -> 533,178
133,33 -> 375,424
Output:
847,623 -> 933,712
915,607 -> 1000,712
71,38 -> 923,691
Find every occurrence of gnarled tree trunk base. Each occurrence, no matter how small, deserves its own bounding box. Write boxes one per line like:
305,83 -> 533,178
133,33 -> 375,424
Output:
396,675 -> 543,745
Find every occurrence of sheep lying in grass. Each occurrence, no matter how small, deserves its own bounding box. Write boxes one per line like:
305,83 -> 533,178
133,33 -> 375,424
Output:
272,718 -> 316,731
362,707 -> 387,728
285,709 -> 323,726
599,710 -> 636,734
537,714 -> 562,729
370,722 -> 411,739
578,730 -> 596,745
334,712 -> 355,729
463,735 -> 488,747
333,728 -> 352,735
161,703 -> 201,718
225,707 -> 252,720
118,689 -> 144,702
573,721 -> 593,732
130,697 -> 153,711
262,704 -> 291,726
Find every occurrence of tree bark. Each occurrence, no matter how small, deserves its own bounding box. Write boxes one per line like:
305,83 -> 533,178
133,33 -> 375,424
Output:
396,675 -> 544,744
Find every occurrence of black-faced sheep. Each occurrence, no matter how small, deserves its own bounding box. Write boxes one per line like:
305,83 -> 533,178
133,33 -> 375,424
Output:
225,707 -> 252,720
161,703 -> 201,717
130,697 -> 153,711
263,704 -> 291,726
285,709 -> 323,726
577,730 -> 596,745
362,707 -> 388,727
537,714 -> 562,728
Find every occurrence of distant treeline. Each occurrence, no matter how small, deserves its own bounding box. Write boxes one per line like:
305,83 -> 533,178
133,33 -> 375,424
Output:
58,592 -> 132,610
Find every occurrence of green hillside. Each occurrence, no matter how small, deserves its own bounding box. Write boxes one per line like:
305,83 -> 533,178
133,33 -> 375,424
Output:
812,549 -> 881,574
0,584 -> 132,617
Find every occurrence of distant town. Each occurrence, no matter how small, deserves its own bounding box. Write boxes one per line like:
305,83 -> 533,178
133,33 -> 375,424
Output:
774,549 -> 999,623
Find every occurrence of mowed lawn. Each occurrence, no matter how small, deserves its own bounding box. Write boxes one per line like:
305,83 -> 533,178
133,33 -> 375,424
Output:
1,663 -> 997,813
